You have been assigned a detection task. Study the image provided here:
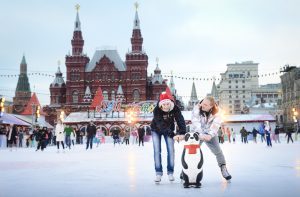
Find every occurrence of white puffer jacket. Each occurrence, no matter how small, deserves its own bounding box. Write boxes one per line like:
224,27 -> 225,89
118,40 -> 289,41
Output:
55,123 -> 65,142
191,105 -> 222,138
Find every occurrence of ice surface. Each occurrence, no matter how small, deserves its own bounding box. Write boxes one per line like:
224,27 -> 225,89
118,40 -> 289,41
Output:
0,135 -> 300,197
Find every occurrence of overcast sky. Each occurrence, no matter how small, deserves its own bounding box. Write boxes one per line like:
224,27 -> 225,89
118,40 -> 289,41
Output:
1,0 -> 299,105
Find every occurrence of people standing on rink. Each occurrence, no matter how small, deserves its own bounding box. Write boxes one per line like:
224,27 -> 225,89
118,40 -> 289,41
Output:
218,127 -> 224,144
0,125 -> 7,148
274,125 -> 281,143
240,127 -> 248,144
286,129 -> 294,143
231,128 -> 236,143
264,121 -> 272,147
95,128 -> 102,147
138,127 -> 145,146
124,130 -> 130,145
150,91 -> 186,183
64,125 -> 73,149
131,128 -> 138,145
252,127 -> 259,143
111,127 -> 120,146
226,127 -> 231,143
18,127 -> 24,147
86,121 -> 96,150
70,127 -> 76,147
7,124 -> 18,151
55,120 -> 65,153
259,123 -> 266,143
191,96 -> 231,180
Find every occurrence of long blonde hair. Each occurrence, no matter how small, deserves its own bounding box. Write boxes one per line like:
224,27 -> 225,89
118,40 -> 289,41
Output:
200,96 -> 219,115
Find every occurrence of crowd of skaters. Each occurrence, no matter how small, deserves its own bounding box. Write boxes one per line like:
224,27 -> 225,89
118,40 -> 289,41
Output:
0,120 -> 151,151
1,120 -> 298,151
215,121 -> 299,147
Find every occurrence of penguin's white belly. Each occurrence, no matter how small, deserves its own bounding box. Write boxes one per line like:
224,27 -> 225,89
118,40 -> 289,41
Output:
182,149 -> 203,183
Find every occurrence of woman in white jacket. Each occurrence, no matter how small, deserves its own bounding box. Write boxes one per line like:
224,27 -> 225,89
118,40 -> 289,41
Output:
191,96 -> 232,180
55,120 -> 65,152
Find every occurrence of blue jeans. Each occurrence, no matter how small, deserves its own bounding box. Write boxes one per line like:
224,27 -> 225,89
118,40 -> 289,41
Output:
65,135 -> 71,148
86,136 -> 94,149
152,131 -> 175,176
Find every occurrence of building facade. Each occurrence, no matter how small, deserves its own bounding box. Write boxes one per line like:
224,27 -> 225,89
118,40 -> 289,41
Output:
44,5 -> 167,125
217,61 -> 258,114
280,65 -> 300,128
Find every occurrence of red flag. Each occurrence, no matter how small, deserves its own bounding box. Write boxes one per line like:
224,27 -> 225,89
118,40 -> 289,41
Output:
90,87 -> 104,109
165,86 -> 175,101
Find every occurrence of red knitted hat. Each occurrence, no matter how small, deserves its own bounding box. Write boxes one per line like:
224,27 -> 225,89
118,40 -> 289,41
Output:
159,92 -> 174,111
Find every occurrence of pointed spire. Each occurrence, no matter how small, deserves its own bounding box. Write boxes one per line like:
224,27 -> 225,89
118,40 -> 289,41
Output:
169,71 -> 176,95
74,4 -> 81,31
190,81 -> 198,101
16,55 -> 31,91
117,84 -> 124,95
133,2 -> 140,29
154,57 -> 161,72
21,55 -> 27,65
211,80 -> 219,98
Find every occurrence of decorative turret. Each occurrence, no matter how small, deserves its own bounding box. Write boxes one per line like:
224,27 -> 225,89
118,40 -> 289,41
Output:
71,4 -> 84,56
13,55 -> 32,113
50,61 -> 66,106
187,81 -> 199,110
116,84 -> 125,102
83,86 -> 92,103
152,57 -> 164,84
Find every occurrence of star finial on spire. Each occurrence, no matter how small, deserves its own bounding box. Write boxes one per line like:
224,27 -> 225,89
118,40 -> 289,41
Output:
134,2 -> 139,11
156,57 -> 159,64
75,4 -> 80,12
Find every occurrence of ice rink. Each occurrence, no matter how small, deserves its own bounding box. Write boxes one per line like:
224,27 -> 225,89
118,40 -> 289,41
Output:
1,137 -> 300,197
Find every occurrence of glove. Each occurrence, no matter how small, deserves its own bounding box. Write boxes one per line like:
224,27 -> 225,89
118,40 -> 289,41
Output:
173,135 -> 185,142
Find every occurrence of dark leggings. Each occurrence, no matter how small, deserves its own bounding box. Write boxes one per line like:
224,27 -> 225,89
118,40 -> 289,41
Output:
139,137 -> 144,146
57,141 -> 65,149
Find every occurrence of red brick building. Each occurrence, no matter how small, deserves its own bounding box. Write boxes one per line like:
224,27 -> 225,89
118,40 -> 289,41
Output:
44,6 -> 167,125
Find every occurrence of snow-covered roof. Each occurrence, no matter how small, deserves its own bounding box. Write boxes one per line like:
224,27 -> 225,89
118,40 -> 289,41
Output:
85,49 -> 126,72
252,103 -> 277,108
13,114 -> 54,129
223,114 -> 276,123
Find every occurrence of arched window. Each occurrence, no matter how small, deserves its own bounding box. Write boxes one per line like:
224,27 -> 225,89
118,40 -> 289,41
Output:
111,90 -> 115,100
103,91 -> 108,100
133,89 -> 140,102
72,90 -> 79,103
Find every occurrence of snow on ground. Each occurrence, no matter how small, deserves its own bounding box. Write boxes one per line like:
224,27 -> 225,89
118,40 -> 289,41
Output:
0,136 -> 300,197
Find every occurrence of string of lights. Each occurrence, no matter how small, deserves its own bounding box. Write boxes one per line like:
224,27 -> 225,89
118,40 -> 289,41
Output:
0,71 -> 281,81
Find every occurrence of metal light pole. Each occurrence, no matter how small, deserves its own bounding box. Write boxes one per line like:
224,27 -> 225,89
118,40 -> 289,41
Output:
292,108 -> 299,140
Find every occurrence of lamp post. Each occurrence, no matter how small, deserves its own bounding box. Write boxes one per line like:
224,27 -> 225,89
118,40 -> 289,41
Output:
292,108 -> 299,140
0,97 -> 5,118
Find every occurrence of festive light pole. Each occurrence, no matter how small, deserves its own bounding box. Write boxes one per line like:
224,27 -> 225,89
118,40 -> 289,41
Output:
0,97 -> 5,117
